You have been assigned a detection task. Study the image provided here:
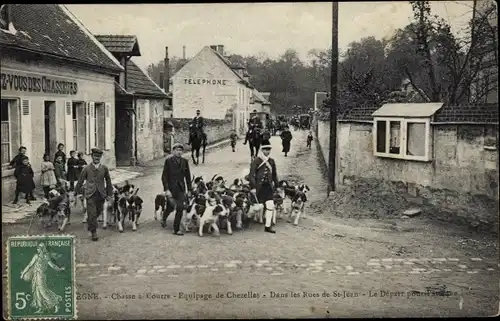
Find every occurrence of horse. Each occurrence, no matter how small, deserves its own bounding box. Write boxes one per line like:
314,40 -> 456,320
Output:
247,128 -> 263,160
190,128 -> 207,165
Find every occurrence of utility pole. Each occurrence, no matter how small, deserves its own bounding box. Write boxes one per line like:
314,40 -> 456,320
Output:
328,1 -> 339,195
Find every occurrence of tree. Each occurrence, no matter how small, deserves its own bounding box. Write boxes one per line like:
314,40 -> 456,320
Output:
147,56 -> 189,88
386,0 -> 498,105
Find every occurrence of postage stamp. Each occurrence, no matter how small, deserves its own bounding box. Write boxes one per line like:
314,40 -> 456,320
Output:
6,235 -> 77,320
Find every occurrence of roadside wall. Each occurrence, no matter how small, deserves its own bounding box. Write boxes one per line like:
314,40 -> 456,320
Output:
316,119 -> 499,232
164,117 -> 233,152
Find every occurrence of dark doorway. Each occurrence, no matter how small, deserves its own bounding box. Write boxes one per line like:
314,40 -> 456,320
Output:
44,101 -> 56,157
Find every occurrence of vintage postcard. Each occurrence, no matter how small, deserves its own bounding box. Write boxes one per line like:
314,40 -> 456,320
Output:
1,2 -> 499,319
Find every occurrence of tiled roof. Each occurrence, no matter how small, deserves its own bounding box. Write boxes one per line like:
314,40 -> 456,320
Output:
0,5 -> 123,73
338,105 -> 377,121
211,48 -> 253,89
434,103 -> 499,123
125,59 -> 168,98
94,34 -> 141,56
339,103 -> 499,124
254,90 -> 271,105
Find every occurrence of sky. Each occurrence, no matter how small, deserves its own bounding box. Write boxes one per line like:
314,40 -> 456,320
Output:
66,1 -> 474,70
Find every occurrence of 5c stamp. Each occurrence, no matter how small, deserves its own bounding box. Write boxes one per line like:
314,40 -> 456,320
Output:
7,235 -> 77,320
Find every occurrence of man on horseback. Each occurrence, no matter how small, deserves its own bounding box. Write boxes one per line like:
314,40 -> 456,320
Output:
243,123 -> 262,160
248,109 -> 262,129
188,109 -> 205,146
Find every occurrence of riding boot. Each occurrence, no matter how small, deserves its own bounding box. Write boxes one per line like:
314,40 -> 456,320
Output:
264,209 -> 276,233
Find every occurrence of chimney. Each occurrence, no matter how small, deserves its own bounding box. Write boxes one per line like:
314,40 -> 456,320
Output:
182,46 -> 186,60
159,72 -> 164,89
217,45 -> 224,56
118,56 -> 126,87
163,46 -> 169,93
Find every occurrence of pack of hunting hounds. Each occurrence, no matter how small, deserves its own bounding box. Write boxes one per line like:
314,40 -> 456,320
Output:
35,174 -> 310,237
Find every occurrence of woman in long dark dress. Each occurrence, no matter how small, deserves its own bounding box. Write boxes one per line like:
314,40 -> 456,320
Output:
66,150 -> 78,191
13,156 -> 36,204
279,126 -> 293,157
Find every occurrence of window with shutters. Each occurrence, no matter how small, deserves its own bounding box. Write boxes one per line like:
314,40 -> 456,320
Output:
74,102 -> 86,154
1,99 -> 20,166
95,103 -> 106,148
72,104 -> 78,151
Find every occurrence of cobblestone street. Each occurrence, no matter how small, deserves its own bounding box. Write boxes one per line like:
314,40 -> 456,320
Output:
2,132 -> 499,318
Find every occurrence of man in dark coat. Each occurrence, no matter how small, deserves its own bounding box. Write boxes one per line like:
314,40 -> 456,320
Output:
161,143 -> 192,235
280,125 -> 293,157
188,110 -> 205,146
74,148 -> 113,241
248,110 -> 262,129
248,139 -> 279,233
192,109 -> 204,131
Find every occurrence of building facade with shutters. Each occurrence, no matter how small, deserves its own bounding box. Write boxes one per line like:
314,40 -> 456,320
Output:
95,34 -> 169,166
0,4 -> 122,203
171,45 -> 255,135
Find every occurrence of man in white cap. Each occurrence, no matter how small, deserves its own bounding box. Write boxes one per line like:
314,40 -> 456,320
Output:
248,138 -> 279,233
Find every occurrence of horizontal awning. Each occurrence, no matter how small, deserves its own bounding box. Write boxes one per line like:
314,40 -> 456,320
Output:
372,103 -> 444,118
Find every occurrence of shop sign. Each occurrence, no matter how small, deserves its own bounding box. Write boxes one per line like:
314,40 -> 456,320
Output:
184,78 -> 228,86
1,71 -> 78,95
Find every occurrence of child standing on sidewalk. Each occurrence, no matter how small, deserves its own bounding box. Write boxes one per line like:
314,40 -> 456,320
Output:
40,154 -> 57,199
54,155 -> 66,187
76,152 -> 87,179
13,156 -> 35,204
66,150 -> 78,191
306,131 -> 313,150
54,143 -> 67,172
230,130 -> 238,152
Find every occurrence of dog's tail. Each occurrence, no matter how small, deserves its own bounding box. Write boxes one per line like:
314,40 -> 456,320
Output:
211,174 -> 218,182
133,188 -> 140,196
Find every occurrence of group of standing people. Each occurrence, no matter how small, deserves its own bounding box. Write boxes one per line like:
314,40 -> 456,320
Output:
10,143 -> 88,204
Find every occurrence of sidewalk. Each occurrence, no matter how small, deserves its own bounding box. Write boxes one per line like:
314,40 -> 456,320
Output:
1,139 -> 231,224
1,168 -> 142,224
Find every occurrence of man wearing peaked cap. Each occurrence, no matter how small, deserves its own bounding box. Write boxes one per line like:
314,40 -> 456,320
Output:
248,138 -> 279,233
161,142 -> 191,235
91,148 -> 103,155
74,148 -> 113,241
172,143 -> 184,151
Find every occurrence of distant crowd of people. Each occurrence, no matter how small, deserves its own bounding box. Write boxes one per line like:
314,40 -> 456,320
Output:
9,143 -> 88,204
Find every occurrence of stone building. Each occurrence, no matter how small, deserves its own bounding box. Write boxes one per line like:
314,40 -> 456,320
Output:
95,35 -> 168,165
0,4 -> 123,203
171,45 -> 255,135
